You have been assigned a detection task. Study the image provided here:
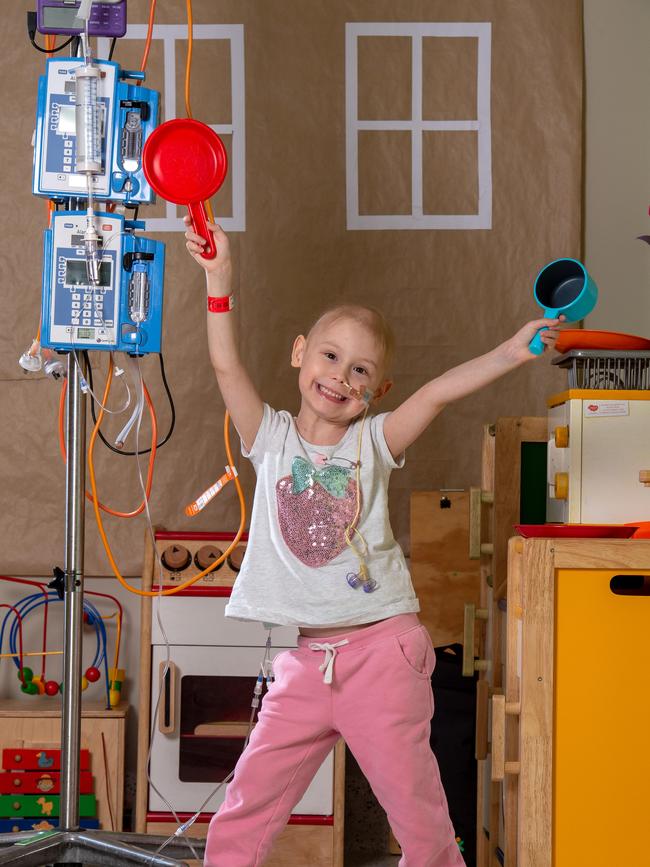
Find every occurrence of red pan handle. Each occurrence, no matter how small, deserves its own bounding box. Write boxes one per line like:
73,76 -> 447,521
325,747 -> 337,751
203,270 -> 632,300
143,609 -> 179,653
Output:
187,201 -> 216,260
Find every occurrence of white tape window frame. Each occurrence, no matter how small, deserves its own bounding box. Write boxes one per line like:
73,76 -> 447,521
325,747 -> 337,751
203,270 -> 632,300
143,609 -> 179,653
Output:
345,22 -> 492,231
99,23 -> 246,233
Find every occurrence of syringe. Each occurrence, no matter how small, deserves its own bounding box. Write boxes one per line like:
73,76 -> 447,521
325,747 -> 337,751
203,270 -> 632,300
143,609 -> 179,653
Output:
74,32 -> 103,285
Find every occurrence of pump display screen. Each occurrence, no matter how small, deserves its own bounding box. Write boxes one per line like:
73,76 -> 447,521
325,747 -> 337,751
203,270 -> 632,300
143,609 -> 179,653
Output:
65,259 -> 112,287
41,8 -> 85,28
56,104 -> 76,135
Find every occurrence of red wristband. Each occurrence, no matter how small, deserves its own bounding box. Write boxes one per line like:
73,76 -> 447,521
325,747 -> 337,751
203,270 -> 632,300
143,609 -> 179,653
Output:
207,294 -> 234,313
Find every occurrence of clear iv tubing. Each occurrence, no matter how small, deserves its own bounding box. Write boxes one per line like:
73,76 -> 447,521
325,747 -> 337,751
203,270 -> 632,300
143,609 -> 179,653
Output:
58,361 -> 158,518
128,368 -> 200,864
88,359 -> 247,595
155,636 -> 271,850
72,348 -> 132,415
114,356 -> 144,447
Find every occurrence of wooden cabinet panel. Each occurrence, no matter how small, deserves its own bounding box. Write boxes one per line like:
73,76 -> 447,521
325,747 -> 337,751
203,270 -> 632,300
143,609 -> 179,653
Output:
411,490 -> 480,647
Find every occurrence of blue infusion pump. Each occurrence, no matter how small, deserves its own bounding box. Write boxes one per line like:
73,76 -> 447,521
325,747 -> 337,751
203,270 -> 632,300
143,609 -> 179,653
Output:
32,58 -> 159,205
41,211 -> 165,354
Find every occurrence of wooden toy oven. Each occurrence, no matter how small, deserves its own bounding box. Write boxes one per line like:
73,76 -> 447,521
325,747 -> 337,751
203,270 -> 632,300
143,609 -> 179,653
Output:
134,531 -> 344,867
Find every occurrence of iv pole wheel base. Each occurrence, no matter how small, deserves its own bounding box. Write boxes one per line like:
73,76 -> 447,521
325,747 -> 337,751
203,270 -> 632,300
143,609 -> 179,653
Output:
0,828 -> 201,866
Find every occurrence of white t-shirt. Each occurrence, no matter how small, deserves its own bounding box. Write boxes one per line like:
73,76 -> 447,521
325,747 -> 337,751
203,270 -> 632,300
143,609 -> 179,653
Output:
224,404 -> 420,627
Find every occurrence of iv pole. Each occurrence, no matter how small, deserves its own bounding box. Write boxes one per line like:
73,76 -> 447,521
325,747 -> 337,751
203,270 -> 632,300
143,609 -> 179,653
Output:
0,18 -> 205,864
0,362 -> 200,865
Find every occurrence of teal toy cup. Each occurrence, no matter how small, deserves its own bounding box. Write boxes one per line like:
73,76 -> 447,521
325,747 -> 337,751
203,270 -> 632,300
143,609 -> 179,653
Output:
529,258 -> 598,355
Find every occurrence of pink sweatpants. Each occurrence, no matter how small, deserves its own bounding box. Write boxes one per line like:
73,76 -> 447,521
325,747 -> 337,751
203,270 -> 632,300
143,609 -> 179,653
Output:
204,614 -> 465,867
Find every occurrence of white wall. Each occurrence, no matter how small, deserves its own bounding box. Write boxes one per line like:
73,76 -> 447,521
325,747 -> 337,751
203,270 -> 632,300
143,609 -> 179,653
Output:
584,0 -> 650,333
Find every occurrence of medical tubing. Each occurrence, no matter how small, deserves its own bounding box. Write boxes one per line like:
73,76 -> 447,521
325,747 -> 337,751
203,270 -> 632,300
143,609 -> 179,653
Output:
139,0 -> 157,74
115,357 -> 145,446
182,0 -> 214,224
87,361 -> 158,517
147,10 -> 248,842
90,405 -> 246,596
27,17 -> 75,54
87,353 -> 176,456
343,404 -> 370,559
59,362 -> 159,517
162,631 -> 272,844
73,350 -> 132,415
25,36 -> 57,353
159,701 -> 256,846
184,0 -> 193,118
123,368 -> 199,861
145,653 -> 200,861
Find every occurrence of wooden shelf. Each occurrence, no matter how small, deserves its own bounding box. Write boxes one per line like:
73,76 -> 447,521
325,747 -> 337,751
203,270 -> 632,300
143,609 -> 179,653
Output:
0,702 -> 127,832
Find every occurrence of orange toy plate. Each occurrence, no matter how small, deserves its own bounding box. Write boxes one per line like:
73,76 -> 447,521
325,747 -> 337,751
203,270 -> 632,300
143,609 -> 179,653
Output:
555,329 -> 650,353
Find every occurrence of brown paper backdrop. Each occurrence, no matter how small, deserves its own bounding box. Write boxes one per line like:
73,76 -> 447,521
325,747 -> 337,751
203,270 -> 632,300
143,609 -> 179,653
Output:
1,1 -> 579,577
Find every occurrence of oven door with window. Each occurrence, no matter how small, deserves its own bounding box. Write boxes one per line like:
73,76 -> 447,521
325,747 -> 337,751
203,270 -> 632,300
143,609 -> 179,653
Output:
148,644 -> 334,815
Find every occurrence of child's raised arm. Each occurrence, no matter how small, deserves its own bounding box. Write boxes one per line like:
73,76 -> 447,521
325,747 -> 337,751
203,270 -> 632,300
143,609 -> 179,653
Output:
382,316 -> 562,459
185,218 -> 263,452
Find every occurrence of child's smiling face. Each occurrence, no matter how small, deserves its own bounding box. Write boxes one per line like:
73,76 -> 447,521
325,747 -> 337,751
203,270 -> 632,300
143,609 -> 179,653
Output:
291,315 -> 391,425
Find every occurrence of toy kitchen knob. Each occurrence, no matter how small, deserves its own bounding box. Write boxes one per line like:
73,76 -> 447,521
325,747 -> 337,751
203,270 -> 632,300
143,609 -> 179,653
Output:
194,544 -> 224,571
554,472 -> 569,500
161,544 -> 192,571
554,425 -> 569,448
228,545 -> 246,573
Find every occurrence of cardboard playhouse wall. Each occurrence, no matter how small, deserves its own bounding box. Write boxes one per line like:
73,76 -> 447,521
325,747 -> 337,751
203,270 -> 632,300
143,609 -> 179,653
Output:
0,0 -> 579,576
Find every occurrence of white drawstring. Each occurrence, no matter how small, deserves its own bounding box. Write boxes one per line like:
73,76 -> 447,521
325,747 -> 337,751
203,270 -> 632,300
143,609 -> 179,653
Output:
308,639 -> 349,684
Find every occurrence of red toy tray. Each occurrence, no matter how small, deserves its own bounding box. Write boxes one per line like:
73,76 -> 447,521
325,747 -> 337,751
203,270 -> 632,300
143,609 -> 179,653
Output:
515,524 -> 638,539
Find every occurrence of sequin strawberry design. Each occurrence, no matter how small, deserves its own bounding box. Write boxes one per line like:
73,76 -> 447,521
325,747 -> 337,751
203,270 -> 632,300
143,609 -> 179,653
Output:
276,456 -> 359,568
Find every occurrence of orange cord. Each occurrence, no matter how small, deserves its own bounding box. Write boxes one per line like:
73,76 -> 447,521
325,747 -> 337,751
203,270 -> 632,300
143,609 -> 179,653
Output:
183,0 -> 214,223
140,0 -> 157,73
58,360 -> 158,517
72,0 -> 245,597
184,0 -> 193,119
91,405 -> 247,597
31,36 -> 58,348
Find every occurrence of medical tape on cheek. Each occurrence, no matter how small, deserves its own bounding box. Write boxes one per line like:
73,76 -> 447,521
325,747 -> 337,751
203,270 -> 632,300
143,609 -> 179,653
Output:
341,381 -> 374,403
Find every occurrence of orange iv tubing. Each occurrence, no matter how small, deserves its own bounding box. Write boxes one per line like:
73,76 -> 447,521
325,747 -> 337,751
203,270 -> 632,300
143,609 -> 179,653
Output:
139,0 -> 157,73
184,0 -> 215,225
83,362 -> 246,597
58,366 -> 158,518
58,0 -> 244,598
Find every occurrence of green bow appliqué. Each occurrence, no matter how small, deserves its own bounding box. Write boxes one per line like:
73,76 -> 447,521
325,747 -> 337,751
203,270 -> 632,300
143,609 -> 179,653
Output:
291,456 -> 351,498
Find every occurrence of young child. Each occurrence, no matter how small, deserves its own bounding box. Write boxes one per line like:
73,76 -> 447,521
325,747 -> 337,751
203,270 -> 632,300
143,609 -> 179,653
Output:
185,218 -> 561,867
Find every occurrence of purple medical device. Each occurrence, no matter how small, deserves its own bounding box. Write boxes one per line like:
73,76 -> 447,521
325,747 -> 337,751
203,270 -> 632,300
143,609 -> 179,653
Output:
36,0 -> 127,37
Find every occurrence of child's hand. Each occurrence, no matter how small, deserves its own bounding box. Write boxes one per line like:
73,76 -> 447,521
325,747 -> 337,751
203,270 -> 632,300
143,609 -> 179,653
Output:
503,316 -> 565,362
184,216 -> 232,293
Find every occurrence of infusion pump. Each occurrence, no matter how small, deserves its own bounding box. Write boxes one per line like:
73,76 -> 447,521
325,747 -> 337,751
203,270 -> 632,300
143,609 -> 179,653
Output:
32,57 -> 159,205
41,211 -> 165,354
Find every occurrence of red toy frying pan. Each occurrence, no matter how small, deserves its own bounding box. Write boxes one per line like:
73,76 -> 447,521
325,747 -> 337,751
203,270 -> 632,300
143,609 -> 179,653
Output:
142,118 -> 228,259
